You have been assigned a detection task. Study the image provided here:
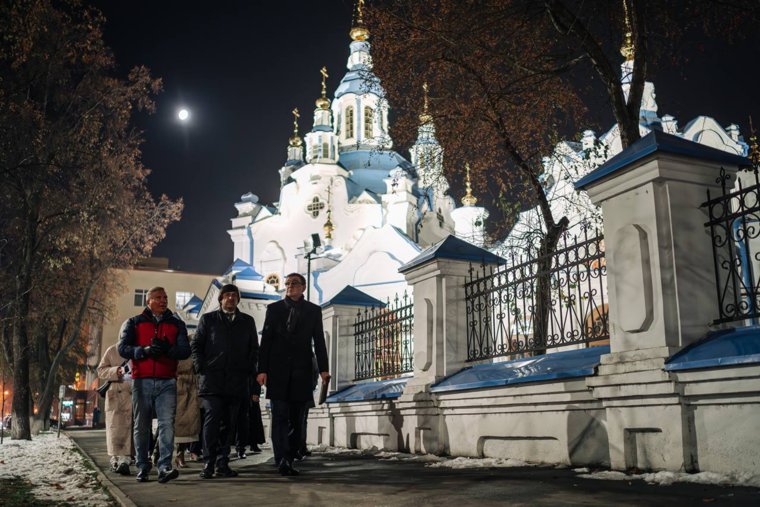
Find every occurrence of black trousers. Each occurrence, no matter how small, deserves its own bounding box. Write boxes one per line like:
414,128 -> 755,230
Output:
200,395 -> 241,467
270,399 -> 306,465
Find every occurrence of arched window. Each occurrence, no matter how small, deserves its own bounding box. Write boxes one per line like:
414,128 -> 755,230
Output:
345,106 -> 354,138
364,106 -> 374,138
265,273 -> 281,290
322,141 -> 330,158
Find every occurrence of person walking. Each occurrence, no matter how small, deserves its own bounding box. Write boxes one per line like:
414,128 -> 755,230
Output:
257,273 -> 329,477
234,374 -> 266,458
97,344 -> 133,475
191,284 -> 259,479
174,357 -> 200,468
118,286 -> 190,484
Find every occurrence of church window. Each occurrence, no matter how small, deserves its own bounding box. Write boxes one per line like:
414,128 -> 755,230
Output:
345,106 -> 354,138
322,142 -> 329,158
175,291 -> 193,309
265,273 -> 281,289
133,289 -> 149,307
305,196 -> 326,218
364,106 -> 374,138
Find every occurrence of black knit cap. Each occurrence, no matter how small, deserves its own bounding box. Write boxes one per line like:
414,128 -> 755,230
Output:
218,283 -> 240,302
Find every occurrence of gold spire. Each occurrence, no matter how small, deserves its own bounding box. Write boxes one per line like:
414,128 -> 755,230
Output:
419,82 -> 432,124
750,117 -> 760,169
323,181 -> 335,239
350,0 -> 370,41
461,163 -> 478,207
620,0 -> 634,61
289,108 -> 303,147
315,66 -> 331,110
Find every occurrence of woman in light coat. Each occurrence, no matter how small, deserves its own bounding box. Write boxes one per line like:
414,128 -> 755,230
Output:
97,343 -> 133,475
174,357 -> 200,467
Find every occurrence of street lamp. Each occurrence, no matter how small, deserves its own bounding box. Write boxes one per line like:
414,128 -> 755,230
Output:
306,233 -> 321,302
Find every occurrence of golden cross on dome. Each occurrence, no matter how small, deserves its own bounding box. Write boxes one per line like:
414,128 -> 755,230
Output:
620,0 -> 634,61
462,163 -> 478,207
320,66 -> 329,98
422,82 -> 429,114
357,0 -> 365,24
292,108 -> 299,131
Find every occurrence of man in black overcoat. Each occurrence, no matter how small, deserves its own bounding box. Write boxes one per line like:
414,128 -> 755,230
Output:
192,284 -> 258,479
257,272 -> 329,476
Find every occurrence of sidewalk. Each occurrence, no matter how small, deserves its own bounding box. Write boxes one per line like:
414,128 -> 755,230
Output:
70,430 -> 759,506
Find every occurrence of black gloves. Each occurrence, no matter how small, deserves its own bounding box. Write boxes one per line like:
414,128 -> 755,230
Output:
152,337 -> 171,355
142,338 -> 171,358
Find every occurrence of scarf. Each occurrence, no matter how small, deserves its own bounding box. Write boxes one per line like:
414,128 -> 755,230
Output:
284,296 -> 304,334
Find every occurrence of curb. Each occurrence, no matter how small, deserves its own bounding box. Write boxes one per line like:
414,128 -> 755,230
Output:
66,431 -> 138,507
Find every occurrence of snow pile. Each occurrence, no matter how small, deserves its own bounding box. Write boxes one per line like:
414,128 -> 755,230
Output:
427,456 -> 534,469
0,431 -> 112,506
309,445 -> 443,462
578,469 -> 760,488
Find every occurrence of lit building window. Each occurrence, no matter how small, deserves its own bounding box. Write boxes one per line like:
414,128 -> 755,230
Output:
364,106 -> 374,138
265,273 -> 281,289
175,291 -> 193,309
133,289 -> 149,307
322,141 -> 329,158
305,196 -> 326,218
345,106 -> 354,138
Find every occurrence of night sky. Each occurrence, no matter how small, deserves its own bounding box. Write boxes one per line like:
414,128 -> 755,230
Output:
92,1 -> 759,275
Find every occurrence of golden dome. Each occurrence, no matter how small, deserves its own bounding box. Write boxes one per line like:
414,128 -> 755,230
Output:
315,96 -> 331,110
620,31 -> 634,61
289,134 -> 303,148
350,26 -> 369,41
461,163 -> 478,207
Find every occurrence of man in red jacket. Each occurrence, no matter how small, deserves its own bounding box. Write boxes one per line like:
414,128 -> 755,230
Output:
118,286 -> 190,484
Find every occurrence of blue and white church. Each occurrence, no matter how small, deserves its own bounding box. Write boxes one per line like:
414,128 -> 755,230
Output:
192,12 -> 488,321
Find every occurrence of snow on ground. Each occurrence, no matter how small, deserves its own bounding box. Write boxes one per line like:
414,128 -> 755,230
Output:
0,431 -> 113,506
310,445 -> 760,487
578,469 -> 760,488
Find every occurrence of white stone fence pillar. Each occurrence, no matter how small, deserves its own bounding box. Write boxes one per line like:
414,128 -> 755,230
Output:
398,236 -> 504,397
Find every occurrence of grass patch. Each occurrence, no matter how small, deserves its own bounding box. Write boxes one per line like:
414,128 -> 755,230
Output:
68,444 -> 117,503
0,477 -> 61,506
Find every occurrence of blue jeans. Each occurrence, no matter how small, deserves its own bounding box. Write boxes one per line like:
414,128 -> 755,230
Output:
132,378 -> 177,473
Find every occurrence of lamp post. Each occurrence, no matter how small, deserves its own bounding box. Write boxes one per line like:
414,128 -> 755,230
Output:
306,233 -> 321,302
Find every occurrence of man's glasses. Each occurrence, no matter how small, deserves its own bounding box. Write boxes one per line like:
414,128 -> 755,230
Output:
284,281 -> 303,287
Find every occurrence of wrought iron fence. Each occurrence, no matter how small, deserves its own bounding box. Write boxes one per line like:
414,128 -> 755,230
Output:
354,292 -> 414,381
465,228 -> 608,362
703,168 -> 760,325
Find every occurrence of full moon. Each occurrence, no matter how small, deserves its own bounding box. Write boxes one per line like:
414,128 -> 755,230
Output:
178,109 -> 190,121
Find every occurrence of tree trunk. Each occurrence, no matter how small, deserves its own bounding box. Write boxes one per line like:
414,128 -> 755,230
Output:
532,218 -> 568,355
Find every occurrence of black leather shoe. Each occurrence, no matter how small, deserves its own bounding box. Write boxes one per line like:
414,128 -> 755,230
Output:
215,465 -> 239,478
158,468 -> 179,484
237,450 -> 247,459
278,460 -> 299,476
136,469 -> 150,482
199,465 -> 215,479
115,462 -> 130,475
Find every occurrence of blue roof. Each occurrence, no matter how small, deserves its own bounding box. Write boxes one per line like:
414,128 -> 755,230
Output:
399,234 -> 505,273
322,285 -> 386,308
240,291 -> 280,301
325,377 -> 409,403
430,346 -> 610,393
182,295 -> 203,313
575,130 -> 752,190
224,258 -> 252,275
664,326 -> 760,371
235,266 -> 264,281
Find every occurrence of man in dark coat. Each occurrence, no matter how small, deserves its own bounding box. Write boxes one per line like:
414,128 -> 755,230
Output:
257,272 -> 329,476
191,284 -> 258,479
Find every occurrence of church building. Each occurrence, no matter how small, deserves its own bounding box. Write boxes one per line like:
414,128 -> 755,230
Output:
190,5 -> 488,323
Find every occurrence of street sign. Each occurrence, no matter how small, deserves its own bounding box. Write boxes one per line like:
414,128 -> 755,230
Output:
58,384 -> 66,398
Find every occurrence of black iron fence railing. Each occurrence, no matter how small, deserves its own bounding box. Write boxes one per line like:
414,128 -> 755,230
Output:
703,168 -> 760,325
465,228 -> 608,362
354,292 -> 414,381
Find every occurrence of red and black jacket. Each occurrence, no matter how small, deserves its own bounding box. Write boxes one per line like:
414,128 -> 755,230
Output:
117,308 -> 191,379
